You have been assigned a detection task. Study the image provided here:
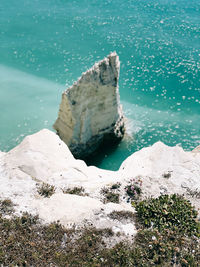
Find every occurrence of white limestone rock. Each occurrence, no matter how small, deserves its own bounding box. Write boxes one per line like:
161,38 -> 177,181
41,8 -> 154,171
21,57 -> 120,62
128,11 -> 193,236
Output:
0,129 -> 136,238
119,142 -> 200,215
34,193 -> 135,234
0,129 -> 200,237
53,52 -> 125,158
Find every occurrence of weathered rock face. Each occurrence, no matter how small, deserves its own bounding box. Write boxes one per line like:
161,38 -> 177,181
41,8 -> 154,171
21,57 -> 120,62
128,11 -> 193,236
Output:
53,52 -> 125,158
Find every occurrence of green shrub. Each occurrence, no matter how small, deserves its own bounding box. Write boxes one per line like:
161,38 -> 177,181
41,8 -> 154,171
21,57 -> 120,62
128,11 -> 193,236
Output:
101,186 -> 120,204
135,194 -> 199,236
124,178 -> 142,201
62,186 -> 86,196
110,182 -> 121,190
0,199 -> 14,215
133,228 -> 200,266
37,183 -> 55,198
133,194 -> 200,265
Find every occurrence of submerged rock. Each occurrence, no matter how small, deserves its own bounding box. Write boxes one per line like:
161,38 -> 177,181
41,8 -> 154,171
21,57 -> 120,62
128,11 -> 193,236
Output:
53,52 -> 125,158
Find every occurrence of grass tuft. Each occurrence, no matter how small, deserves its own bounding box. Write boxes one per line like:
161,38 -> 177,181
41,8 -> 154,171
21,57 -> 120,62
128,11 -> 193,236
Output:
37,183 -> 55,198
124,178 -> 142,201
101,187 -> 120,204
108,210 -> 135,221
0,199 -> 15,215
62,186 -> 87,196
186,188 -> 200,199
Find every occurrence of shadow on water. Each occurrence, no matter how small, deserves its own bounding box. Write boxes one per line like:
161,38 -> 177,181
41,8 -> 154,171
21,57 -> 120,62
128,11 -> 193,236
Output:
84,142 -> 121,169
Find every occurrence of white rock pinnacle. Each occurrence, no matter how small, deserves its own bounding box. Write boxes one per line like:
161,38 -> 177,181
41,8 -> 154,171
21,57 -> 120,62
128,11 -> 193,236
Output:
53,52 -> 125,158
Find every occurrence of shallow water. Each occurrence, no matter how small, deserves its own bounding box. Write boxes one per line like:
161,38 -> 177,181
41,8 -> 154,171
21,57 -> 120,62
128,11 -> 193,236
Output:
0,0 -> 199,170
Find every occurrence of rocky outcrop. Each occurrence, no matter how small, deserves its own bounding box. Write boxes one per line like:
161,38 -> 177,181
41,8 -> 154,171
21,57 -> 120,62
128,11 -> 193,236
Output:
0,129 -> 136,238
0,129 -> 200,234
53,52 -> 125,158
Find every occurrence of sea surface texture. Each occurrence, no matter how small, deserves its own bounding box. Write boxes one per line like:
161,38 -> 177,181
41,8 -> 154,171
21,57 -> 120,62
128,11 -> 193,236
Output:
0,0 -> 199,170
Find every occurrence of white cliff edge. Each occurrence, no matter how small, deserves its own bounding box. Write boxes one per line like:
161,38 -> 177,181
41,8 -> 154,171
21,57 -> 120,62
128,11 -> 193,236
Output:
0,129 -> 200,237
53,52 -> 125,159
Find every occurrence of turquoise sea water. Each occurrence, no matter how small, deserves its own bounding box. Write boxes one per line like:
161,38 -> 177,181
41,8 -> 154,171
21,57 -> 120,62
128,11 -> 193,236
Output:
0,0 -> 200,170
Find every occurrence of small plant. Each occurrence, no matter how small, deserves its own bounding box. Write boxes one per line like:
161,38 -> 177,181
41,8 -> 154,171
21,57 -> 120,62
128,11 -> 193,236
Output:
37,183 -> 55,198
110,182 -> 121,190
135,194 -> 200,236
101,185 -> 120,204
0,199 -> 14,215
186,188 -> 200,199
124,178 -> 142,200
162,172 -> 172,178
62,186 -> 86,196
108,210 -> 135,221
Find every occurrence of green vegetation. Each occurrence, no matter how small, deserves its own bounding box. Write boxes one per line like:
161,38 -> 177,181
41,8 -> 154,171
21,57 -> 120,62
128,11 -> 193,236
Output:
134,194 -> 200,266
37,183 -> 55,198
133,228 -> 200,266
0,194 -> 199,266
124,178 -> 142,201
101,185 -> 120,204
62,186 -> 87,196
186,188 -> 200,199
0,198 -> 14,215
108,210 -> 135,221
0,207 -> 114,266
110,182 -> 121,190
135,194 -> 199,236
